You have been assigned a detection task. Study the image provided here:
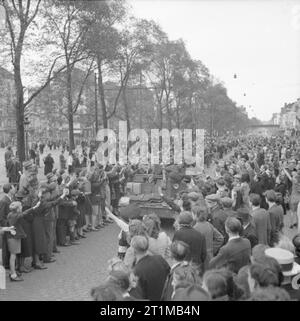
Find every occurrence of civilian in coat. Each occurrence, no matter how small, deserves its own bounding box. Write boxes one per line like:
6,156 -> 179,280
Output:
132,235 -> 170,301
266,190 -> 284,246
172,211 -> 207,275
209,217 -> 251,274
250,175 -> 268,210
192,206 -> 224,267
15,188 -> 36,273
44,153 -> 54,176
0,183 -> 15,268
57,196 -> 78,246
236,208 -> 258,249
6,156 -> 21,185
4,146 -> 13,175
32,187 -> 68,269
161,240 -> 190,301
206,194 -> 228,238
250,193 -> 271,245
7,201 -> 40,281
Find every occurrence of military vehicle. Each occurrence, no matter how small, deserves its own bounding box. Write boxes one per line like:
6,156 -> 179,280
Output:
118,165 -> 201,221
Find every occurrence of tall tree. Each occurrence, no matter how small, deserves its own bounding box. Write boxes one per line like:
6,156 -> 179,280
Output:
83,0 -> 127,129
42,0 -> 97,150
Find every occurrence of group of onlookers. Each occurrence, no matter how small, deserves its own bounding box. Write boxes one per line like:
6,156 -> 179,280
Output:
91,135 -> 300,301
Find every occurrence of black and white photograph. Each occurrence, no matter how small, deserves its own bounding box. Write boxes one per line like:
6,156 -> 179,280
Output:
0,0 -> 300,304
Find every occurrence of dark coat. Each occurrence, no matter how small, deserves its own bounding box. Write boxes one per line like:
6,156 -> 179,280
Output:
241,223 -> 258,248
268,204 -> 284,246
251,207 -> 271,245
0,194 -> 12,267
32,197 -> 63,254
7,208 -> 34,239
173,226 -> 207,273
6,159 -> 21,183
58,199 -> 77,220
209,237 -> 251,274
44,155 -> 54,175
133,254 -> 170,301
0,194 -> 11,227
211,208 -> 228,238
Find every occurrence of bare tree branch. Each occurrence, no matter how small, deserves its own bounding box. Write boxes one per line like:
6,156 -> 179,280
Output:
2,0 -> 17,52
11,0 -> 20,19
27,0 -> 41,26
24,55 -> 89,108
72,58 -> 95,114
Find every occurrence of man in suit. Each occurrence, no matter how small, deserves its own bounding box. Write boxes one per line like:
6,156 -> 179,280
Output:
250,193 -> 271,245
173,211 -> 207,275
209,217 -> 251,274
0,183 -> 15,268
236,208 -> 258,248
132,235 -> 170,301
266,190 -> 284,246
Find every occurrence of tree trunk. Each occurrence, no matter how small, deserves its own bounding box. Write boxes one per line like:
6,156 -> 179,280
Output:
176,99 -> 180,129
159,101 -> 163,130
123,88 -> 130,134
97,58 -> 108,129
165,93 -> 172,131
14,56 -> 26,162
66,66 -> 75,151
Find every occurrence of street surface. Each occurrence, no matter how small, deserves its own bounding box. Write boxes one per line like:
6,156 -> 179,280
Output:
0,147 -> 298,300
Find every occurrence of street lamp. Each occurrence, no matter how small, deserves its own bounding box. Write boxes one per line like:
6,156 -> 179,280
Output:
24,116 -> 30,160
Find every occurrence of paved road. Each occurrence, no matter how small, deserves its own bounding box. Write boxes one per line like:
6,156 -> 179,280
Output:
0,223 -> 119,301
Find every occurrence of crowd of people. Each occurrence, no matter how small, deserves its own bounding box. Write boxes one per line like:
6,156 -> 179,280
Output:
91,134 -> 300,301
1,134 -> 300,301
0,144 -> 137,282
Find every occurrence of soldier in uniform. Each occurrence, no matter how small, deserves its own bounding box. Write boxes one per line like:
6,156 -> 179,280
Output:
87,162 -> 106,230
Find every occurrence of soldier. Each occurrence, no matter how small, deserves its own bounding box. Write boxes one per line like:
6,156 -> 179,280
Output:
88,162 -> 107,230
19,160 -> 34,192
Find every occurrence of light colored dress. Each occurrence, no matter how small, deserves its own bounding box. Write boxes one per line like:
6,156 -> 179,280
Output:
148,232 -> 171,260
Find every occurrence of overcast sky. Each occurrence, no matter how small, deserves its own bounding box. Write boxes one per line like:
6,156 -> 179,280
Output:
129,0 -> 300,121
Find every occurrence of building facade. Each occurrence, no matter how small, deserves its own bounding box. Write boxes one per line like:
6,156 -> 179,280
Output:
279,99 -> 300,134
0,66 -> 16,144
